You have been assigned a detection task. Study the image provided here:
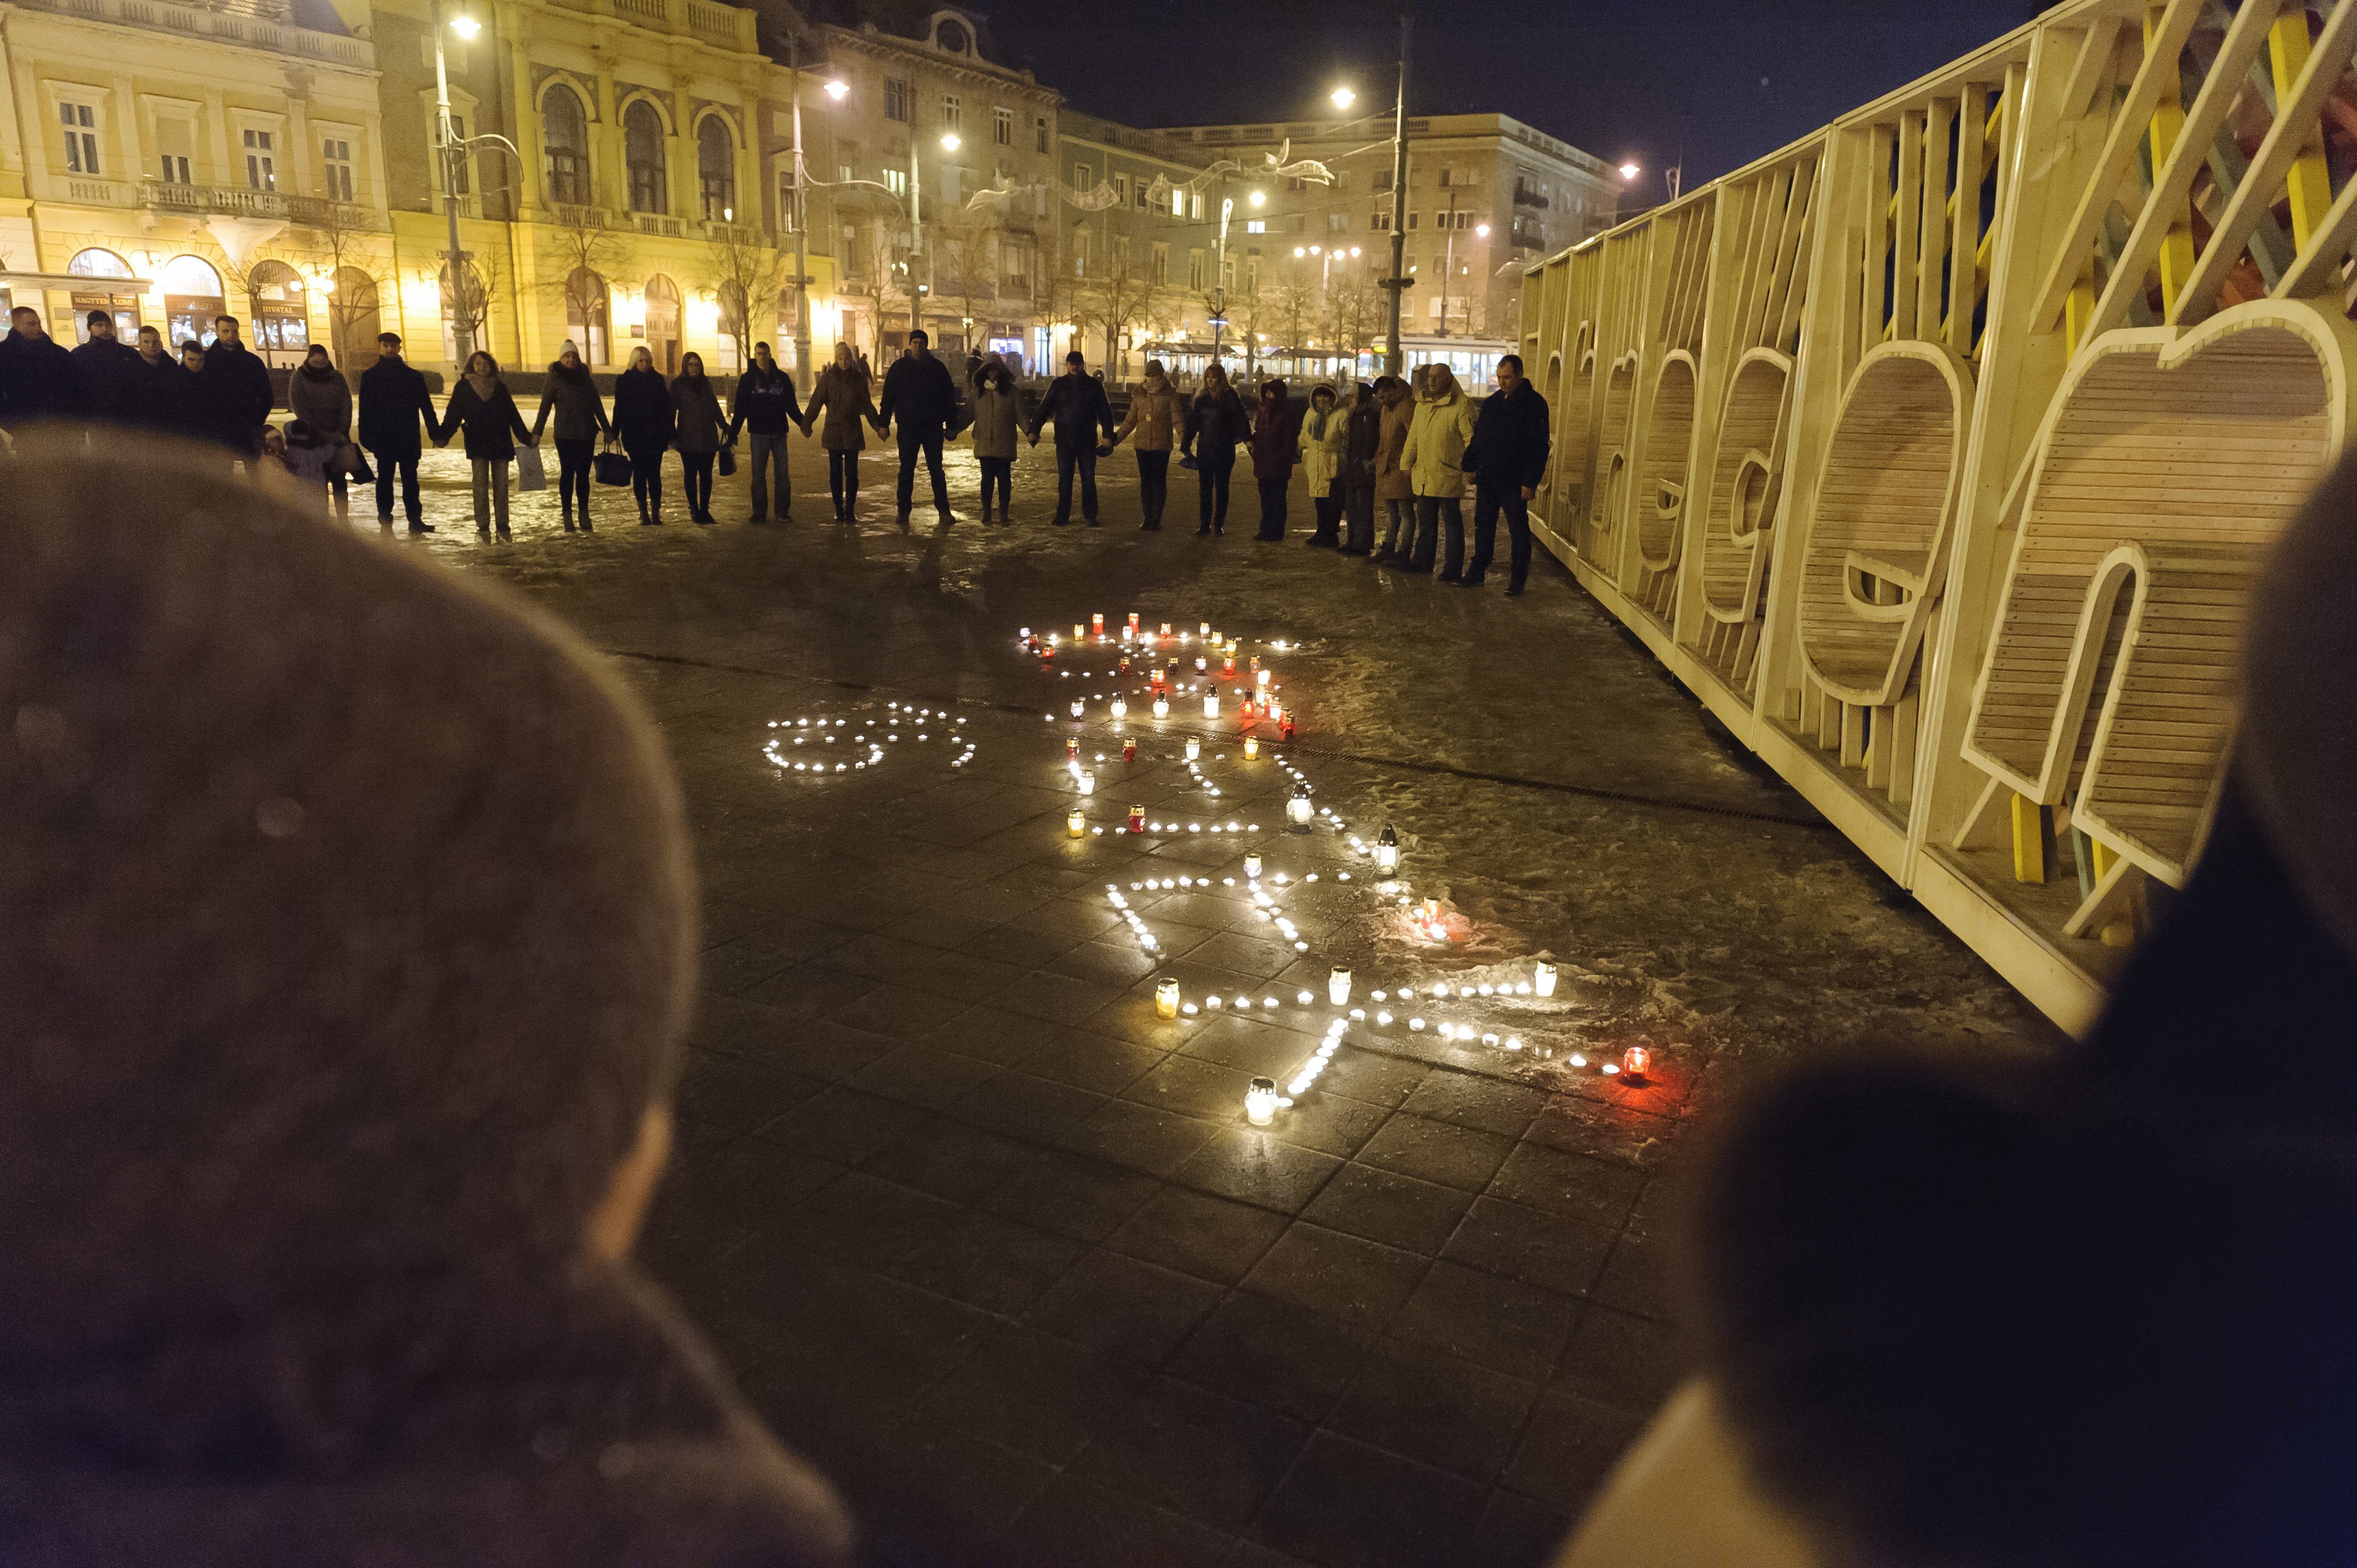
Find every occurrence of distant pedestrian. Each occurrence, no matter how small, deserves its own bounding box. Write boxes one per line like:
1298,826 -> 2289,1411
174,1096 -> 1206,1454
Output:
0,304 -> 84,439
1299,383 -> 1347,548
1182,360 -> 1248,536
1399,364 -> 1476,576
1112,358 -> 1181,530
613,345 -> 675,525
1342,379 -> 1381,554
357,332 -> 438,533
68,310 -> 142,428
287,343 -> 354,519
671,352 -> 727,527
127,325 -> 183,432
531,339 -> 611,532
728,342 -> 804,525
875,328 -> 956,525
196,314 -> 275,463
1371,375 -> 1414,563
804,342 -> 874,523
434,349 -> 532,540
1460,353 -> 1551,595
1030,349 -> 1116,527
968,358 -> 1022,524
1249,378 -> 1299,541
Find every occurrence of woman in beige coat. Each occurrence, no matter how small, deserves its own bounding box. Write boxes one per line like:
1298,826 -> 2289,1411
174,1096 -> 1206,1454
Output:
801,342 -> 876,522
1111,358 -> 1182,529
1396,364 -> 1478,576
1370,374 -> 1417,564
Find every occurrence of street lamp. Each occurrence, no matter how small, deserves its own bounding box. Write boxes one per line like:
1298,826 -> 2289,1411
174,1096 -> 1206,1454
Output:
433,4 -> 482,362
1619,161 -> 1640,181
824,79 -> 848,101
1249,190 -> 1265,208
1330,85 -> 1355,112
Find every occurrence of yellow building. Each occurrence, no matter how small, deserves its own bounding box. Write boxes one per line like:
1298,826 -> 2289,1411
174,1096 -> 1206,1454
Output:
0,0 -> 389,365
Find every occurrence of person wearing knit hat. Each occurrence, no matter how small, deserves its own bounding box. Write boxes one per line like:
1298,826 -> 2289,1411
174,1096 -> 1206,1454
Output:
0,431 -> 852,1566
1558,452 -> 2357,1567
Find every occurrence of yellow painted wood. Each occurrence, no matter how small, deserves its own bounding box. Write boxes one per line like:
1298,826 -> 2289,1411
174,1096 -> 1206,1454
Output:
2143,5 -> 2198,311
2269,9 -> 2335,247
2011,792 -> 2052,883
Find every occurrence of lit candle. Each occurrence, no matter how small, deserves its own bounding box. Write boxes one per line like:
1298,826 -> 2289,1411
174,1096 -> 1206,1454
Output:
1287,783 -> 1313,828
1070,699 -> 1085,719
1204,694 -> 1219,719
1375,826 -> 1400,874
1244,735 -> 1259,760
1195,656 -> 1208,673
1123,739 -> 1136,762
1223,656 -> 1236,676
1622,1043 -> 1652,1079
1152,697 -> 1170,719
1128,612 -> 1141,633
1199,622 -> 1211,637
1110,697 -> 1128,719
1244,853 -> 1262,879
1534,956 -> 1558,998
1256,668 -> 1271,689
1078,770 -> 1095,795
1092,613 -> 1104,634
1067,736 -> 1080,760
1328,966 -> 1352,1006
1128,804 -> 1145,832
1155,978 -> 1180,1018
1161,622 -> 1172,638
1073,623 -> 1085,641
1068,810 -> 1085,838
1246,1078 -> 1280,1125
1186,737 -> 1201,760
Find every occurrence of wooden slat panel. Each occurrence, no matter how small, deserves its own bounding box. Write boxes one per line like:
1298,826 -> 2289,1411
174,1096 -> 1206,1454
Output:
1948,82 -> 1988,356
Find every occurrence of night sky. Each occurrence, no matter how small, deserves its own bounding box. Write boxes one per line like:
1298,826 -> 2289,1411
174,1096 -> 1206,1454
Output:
983,0 -> 2045,190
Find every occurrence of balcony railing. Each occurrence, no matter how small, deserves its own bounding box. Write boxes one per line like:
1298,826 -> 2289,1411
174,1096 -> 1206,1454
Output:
634,213 -> 683,238
16,0 -> 373,66
139,180 -> 378,228
1512,185 -> 1549,210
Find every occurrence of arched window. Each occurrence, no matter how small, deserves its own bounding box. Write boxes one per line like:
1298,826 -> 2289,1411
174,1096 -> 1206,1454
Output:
544,84 -> 590,208
329,266 -> 381,367
565,266 -> 610,366
642,273 -> 680,374
67,247 -> 134,279
244,258 -> 307,361
624,100 -> 667,215
696,116 -> 735,222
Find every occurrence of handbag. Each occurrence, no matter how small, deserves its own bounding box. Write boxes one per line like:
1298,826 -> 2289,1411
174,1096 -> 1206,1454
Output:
337,441 -> 375,483
513,442 -> 547,492
716,443 -> 737,477
593,442 -> 634,487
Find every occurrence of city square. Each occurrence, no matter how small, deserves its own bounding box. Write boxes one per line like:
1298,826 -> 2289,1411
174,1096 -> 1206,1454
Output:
5,0 -> 2357,1561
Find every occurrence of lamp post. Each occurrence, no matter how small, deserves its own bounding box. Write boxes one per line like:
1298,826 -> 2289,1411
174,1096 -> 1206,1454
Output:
1211,191 -> 1233,364
781,37 -> 845,379
433,3 -> 481,363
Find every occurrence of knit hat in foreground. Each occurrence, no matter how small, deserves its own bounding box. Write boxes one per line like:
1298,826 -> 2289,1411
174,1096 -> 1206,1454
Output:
0,431 -> 698,1361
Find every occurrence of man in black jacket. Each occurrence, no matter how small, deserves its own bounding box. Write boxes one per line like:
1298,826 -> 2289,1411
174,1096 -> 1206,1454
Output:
0,305 -> 84,437
727,342 -> 806,524
357,332 -> 440,533
69,312 -> 145,428
196,314 -> 276,465
127,325 -> 184,431
1028,350 -> 1116,527
1460,354 -> 1552,596
874,328 -> 956,524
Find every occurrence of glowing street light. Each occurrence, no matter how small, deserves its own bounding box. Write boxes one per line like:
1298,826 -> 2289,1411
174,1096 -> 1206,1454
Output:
1331,85 -> 1356,111
447,11 -> 480,37
824,79 -> 848,100
1619,161 -> 1640,180
1474,223 -> 1490,238
940,132 -> 960,152
1249,189 -> 1265,208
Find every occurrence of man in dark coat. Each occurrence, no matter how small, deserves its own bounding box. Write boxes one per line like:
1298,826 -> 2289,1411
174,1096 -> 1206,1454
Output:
357,332 -> 439,533
1027,350 -> 1116,527
68,311 -> 144,427
725,342 -> 805,524
874,328 -> 956,524
127,325 -> 184,431
0,305 -> 84,436
1460,353 -> 1552,595
194,314 -> 276,462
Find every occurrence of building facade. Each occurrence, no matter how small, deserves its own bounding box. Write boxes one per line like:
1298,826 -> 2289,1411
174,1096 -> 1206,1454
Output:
1155,112 -> 1623,365
1,2 -> 1614,384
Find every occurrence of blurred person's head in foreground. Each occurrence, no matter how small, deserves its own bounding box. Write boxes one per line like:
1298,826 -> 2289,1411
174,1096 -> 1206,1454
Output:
0,431 -> 850,1566
1684,451 -> 2357,1567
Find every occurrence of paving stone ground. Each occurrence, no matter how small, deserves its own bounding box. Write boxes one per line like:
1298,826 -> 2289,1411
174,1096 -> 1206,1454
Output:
387,427 -> 2060,1567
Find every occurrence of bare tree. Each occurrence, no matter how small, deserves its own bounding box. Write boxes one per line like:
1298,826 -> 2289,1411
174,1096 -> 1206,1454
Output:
1322,268 -> 1385,373
836,216 -> 907,363
435,244 -> 507,364
933,207 -> 1001,357
543,202 -> 629,364
1229,267 -> 1268,381
1269,277 -> 1316,380
298,203 -> 387,369
1076,256 -> 1164,381
707,219 -> 788,371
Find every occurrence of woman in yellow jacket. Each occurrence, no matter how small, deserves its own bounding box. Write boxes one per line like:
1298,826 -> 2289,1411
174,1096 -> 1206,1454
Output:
1297,383 -> 1349,548
1394,364 -> 1478,576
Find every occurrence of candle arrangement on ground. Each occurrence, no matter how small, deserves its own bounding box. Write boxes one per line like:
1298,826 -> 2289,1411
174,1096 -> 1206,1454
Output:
1012,611 -> 1691,1124
763,704 -> 974,775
